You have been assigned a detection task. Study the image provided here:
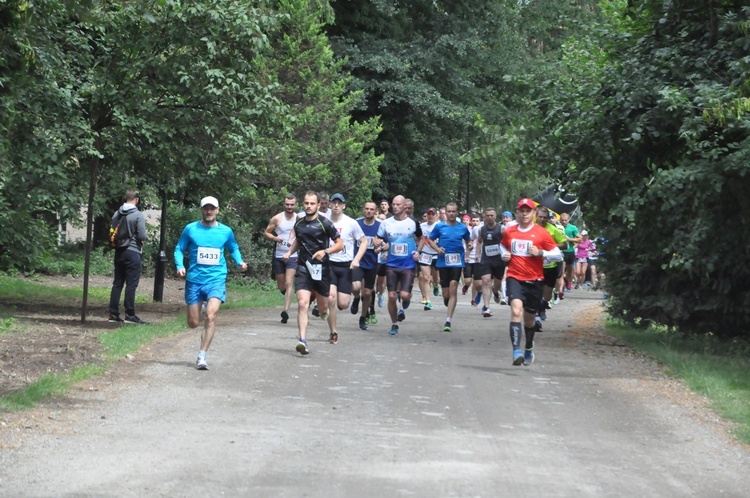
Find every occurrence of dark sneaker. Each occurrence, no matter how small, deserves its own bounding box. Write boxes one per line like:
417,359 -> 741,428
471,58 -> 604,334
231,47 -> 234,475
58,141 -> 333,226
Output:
329,332 -> 338,344
124,315 -> 147,325
359,316 -> 368,330
461,284 -> 468,295
443,321 -> 452,332
473,292 -> 483,306
493,290 -> 500,304
423,301 -> 432,311
389,324 -> 399,335
296,340 -> 310,355
538,308 -> 547,321
513,349 -> 524,366
280,310 -> 289,324
311,304 -> 320,317
397,309 -> 406,322
350,296 -> 360,315
433,285 -> 439,297
534,316 -> 543,332
108,313 -> 123,323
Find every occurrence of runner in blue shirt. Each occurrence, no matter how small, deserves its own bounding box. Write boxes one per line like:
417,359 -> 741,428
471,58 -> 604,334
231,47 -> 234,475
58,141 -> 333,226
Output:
174,196 -> 247,370
374,195 -> 423,335
351,200 -> 381,330
426,202 -> 471,332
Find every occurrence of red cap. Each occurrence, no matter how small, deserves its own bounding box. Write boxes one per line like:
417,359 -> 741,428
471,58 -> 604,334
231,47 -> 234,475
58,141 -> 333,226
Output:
517,198 -> 536,210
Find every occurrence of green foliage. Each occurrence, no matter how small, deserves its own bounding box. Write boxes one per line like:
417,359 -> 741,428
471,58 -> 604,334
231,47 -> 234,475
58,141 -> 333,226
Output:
522,2 -> 750,336
327,0 -> 535,209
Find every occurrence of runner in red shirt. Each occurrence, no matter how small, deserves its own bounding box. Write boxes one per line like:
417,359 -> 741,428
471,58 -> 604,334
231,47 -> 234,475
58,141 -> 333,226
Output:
500,198 -> 562,366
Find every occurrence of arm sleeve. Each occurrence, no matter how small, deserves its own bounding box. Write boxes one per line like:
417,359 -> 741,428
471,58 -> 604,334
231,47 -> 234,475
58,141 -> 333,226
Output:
226,229 -> 244,265
174,227 -> 189,271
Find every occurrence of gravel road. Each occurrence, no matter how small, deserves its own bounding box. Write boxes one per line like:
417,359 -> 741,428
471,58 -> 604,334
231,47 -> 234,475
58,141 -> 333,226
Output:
1,288 -> 748,497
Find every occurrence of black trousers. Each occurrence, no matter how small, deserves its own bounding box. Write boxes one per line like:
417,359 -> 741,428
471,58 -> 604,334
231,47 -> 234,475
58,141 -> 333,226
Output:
108,249 -> 142,317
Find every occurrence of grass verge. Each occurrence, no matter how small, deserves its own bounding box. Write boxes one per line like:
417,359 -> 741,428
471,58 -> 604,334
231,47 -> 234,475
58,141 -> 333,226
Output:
608,322 -> 750,445
0,278 -> 278,412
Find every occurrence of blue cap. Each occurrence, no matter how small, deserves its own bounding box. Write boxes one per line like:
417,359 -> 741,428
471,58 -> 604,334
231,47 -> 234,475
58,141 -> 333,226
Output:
501,211 -> 513,218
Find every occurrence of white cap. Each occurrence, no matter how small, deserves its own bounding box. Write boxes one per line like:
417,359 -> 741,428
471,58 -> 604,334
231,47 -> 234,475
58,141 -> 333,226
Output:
200,196 -> 219,208
581,230 -> 588,236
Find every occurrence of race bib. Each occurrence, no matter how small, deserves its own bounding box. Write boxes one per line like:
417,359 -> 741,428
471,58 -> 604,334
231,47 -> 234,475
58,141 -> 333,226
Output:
445,253 -> 461,266
197,247 -> 221,265
418,252 -> 433,265
484,244 -> 501,257
391,243 -> 408,256
305,260 -> 323,281
366,236 -> 375,250
511,240 -> 531,255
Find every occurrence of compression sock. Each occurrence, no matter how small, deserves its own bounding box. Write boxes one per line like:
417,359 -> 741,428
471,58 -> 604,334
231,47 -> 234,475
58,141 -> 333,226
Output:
510,322 -> 522,349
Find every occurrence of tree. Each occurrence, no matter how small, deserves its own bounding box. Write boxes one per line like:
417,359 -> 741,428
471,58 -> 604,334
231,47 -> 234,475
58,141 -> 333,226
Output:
521,1 -> 750,336
327,0 -> 533,210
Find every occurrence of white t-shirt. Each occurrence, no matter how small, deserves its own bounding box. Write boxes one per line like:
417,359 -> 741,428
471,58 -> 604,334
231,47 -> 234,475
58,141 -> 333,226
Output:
329,214 -> 365,263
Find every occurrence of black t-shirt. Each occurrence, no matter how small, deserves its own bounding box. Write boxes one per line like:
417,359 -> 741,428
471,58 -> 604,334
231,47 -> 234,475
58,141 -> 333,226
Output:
294,215 -> 340,264
479,223 -> 504,262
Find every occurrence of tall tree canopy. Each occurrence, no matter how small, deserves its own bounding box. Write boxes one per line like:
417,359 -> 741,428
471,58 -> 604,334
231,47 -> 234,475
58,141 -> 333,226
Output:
522,1 -> 750,336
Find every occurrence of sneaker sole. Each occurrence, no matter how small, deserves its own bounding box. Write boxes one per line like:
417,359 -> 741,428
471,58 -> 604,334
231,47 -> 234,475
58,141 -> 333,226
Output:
196,362 -> 209,370
280,311 -> 289,324
443,327 -> 451,332
513,355 -> 525,366
296,343 -> 309,355
397,314 -> 405,322
389,329 -> 398,335
329,334 -> 338,344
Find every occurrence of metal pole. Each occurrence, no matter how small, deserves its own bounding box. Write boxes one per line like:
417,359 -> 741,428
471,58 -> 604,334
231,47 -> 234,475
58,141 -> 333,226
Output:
153,189 -> 168,302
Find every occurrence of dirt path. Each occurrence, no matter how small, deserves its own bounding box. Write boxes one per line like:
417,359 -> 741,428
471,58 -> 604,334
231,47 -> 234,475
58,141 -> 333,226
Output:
1,287 -> 748,496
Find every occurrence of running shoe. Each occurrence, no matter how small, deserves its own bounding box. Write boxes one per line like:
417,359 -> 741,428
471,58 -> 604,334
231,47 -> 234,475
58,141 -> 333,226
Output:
482,306 -> 493,318
524,349 -> 535,365
553,296 -> 561,305
402,299 -> 411,310
124,315 -> 147,325
513,349 -> 524,366
534,316 -> 543,332
359,316 -> 368,330
378,293 -> 385,308
433,285 -> 439,297
311,303 -> 320,317
493,290 -> 500,304
350,296 -> 360,315
397,309 -> 406,322
424,300 -> 432,311
280,310 -> 289,324
461,284 -> 468,295
443,321 -> 451,332
329,332 -> 338,344
473,292 -> 482,306
538,308 -> 547,321
108,313 -> 123,323
320,308 -> 330,321
500,297 -> 508,306
389,324 -> 399,335
296,340 -> 310,355
196,355 -> 209,370
368,313 -> 378,325
201,301 -> 207,317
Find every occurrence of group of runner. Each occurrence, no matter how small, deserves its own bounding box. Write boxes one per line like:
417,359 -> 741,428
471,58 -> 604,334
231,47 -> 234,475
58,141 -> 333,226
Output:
172,191 -> 585,370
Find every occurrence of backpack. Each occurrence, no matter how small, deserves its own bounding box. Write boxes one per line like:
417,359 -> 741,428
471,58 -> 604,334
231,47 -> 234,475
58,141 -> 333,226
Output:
109,211 -> 133,249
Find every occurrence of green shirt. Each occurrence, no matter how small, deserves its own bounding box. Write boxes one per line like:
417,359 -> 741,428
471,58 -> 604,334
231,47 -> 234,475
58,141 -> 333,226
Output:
544,223 -> 568,268
563,223 -> 579,253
